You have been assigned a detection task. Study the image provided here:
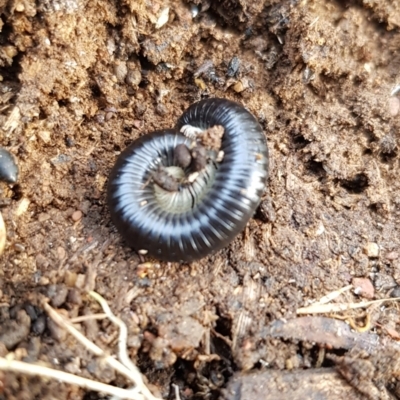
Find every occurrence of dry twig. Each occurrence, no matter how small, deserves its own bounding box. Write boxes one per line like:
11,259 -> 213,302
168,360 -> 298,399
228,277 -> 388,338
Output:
42,297 -> 162,400
297,297 -> 400,314
0,357 -> 145,400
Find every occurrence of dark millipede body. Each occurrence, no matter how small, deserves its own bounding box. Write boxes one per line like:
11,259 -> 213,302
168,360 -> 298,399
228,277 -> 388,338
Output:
107,98 -> 269,262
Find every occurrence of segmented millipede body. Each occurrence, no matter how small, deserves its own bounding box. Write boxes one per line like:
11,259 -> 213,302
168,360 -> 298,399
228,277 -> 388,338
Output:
107,98 -> 269,262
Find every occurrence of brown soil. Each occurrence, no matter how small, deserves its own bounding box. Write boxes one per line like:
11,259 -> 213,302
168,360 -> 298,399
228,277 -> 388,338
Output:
1,0 -> 400,399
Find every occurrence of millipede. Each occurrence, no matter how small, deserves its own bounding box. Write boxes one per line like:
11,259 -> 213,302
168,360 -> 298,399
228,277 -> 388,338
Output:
107,98 -> 269,262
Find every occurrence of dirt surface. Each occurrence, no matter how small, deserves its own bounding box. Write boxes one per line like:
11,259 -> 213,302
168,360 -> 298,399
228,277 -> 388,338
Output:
1,0 -> 400,399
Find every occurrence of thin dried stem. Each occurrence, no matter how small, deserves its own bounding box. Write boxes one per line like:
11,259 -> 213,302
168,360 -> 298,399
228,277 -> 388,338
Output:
70,313 -> 107,323
42,300 -> 162,400
0,357 -> 144,400
297,297 -> 400,314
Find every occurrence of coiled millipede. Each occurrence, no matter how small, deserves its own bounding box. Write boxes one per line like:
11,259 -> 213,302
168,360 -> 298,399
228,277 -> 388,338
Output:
107,98 -> 269,262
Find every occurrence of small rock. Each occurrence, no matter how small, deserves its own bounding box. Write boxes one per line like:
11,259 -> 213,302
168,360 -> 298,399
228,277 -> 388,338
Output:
352,277 -> 374,299
38,276 -> 50,285
113,61 -> 128,82
38,212 -> 50,222
79,200 -> 91,214
0,310 -> 31,350
27,336 -> 41,360
386,251 -> 399,261
14,347 -> 28,360
174,144 -> 192,168
155,103 -> 168,116
364,242 -> 379,258
47,318 -> 67,342
232,80 -> 245,93
75,274 -> 86,289
133,120 -> 144,129
36,254 -> 49,269
126,69 -> 142,88
38,130 -> 51,144
227,56 -> 240,77
390,285 -> 400,298
57,246 -> 66,260
65,136 -> 75,147
23,303 -> 38,320
374,273 -> 396,291
68,288 -> 82,305
87,359 -> 116,382
135,102 -> 146,116
65,358 -> 81,374
389,97 -> 400,117
32,315 -> 46,335
14,198 -> 30,217
71,210 -> 83,222
155,7 -> 170,29
64,271 -> 78,287
14,243 -> 25,252
49,285 -> 69,307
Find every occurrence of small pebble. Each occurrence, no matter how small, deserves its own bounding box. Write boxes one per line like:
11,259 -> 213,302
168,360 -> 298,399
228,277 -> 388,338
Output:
14,347 -> 28,360
38,212 -> 50,222
38,276 -> 50,285
374,273 -> 396,291
47,318 -> 67,342
352,277 -> 374,299
232,80 -> 245,93
38,130 -> 51,144
68,288 -> 82,305
14,198 -> 30,217
49,285 -> 69,307
364,242 -> 379,258
65,358 -> 81,374
135,103 -> 146,115
71,210 -> 83,222
65,137 -> 75,147
389,97 -> 400,117
64,270 -> 78,287
227,56 -> 240,77
390,285 -> 400,298
126,69 -> 142,88
155,103 -> 168,116
23,303 -> 38,320
57,246 -> 66,260
75,274 -> 86,289
133,120 -> 144,129
174,144 -> 192,168
386,251 -> 399,261
15,3 -> 25,12
114,61 -> 128,82
32,315 -> 46,335
79,200 -> 91,214
14,243 -> 26,253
